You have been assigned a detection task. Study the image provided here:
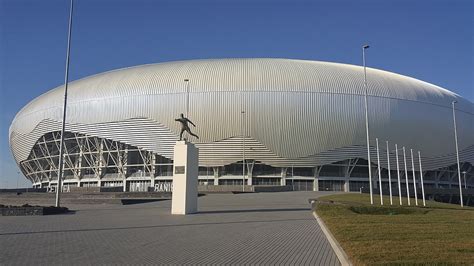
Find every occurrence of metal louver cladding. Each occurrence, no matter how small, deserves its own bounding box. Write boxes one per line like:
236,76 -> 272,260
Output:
9,58 -> 474,188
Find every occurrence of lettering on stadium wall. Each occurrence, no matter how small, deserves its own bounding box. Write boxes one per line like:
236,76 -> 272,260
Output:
154,182 -> 173,192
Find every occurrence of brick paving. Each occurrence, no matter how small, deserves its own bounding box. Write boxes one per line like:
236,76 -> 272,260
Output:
0,191 -> 341,265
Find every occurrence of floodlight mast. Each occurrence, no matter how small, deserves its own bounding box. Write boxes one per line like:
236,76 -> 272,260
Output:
241,110 -> 246,192
452,100 -> 463,207
184,79 -> 190,118
362,44 -> 373,204
55,0 -> 74,208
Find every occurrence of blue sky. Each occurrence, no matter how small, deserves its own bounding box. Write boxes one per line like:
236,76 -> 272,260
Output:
0,0 -> 473,188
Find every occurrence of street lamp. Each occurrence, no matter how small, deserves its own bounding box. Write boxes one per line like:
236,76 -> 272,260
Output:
241,110 -> 246,191
362,44 -> 373,204
55,0 -> 74,208
452,100 -> 463,207
184,79 -> 190,117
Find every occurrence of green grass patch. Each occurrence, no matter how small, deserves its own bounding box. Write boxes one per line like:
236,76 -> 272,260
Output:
315,193 -> 474,265
348,205 -> 428,215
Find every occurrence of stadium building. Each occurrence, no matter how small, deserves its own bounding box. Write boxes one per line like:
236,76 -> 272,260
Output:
9,59 -> 474,192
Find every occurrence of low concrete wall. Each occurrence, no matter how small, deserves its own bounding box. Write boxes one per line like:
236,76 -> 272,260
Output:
0,188 -> 47,193
198,185 -> 292,193
198,185 -> 254,192
69,187 -> 100,193
100,187 -> 124,193
0,191 -> 172,206
63,186 -> 123,193
115,192 -> 171,198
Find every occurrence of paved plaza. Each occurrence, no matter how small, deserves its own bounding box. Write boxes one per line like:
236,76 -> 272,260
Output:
0,191 -> 341,265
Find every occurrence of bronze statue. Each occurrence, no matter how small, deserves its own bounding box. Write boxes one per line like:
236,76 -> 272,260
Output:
175,113 -> 199,141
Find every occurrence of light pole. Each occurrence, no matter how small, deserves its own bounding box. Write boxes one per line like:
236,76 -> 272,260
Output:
462,171 -> 467,189
184,79 -> 190,117
362,44 -> 373,204
55,0 -> 74,208
241,110 -> 246,191
452,100 -> 463,207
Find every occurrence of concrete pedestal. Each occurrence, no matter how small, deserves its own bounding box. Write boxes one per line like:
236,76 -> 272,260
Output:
171,141 -> 199,215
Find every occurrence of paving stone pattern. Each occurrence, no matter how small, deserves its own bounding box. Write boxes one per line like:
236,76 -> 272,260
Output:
0,191 -> 341,265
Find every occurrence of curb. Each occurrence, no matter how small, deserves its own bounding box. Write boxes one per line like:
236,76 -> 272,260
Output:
310,201 -> 352,266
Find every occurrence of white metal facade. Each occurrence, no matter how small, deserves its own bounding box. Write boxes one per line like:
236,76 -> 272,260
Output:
9,58 -> 474,187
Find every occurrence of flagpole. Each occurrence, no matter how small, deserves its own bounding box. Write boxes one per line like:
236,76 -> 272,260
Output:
403,147 -> 411,206
411,149 -> 418,206
386,141 -> 393,205
55,0 -> 74,207
418,151 -> 426,206
395,144 -> 402,205
376,138 -> 383,205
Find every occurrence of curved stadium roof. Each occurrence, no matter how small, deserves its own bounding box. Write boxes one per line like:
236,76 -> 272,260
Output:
10,58 -> 474,169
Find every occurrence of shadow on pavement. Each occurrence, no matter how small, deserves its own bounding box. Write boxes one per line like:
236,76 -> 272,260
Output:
198,207 -> 310,214
120,198 -> 169,205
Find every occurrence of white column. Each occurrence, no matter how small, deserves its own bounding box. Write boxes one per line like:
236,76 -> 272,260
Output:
313,177 -> 319,192
313,166 -> 320,191
281,167 -> 287,186
344,179 -> 350,192
247,170 -> 252,186
213,167 -> 219,185
98,141 -> 104,180
343,161 -> 350,192
123,147 -> 128,192
77,148 -> 83,182
150,154 -> 156,189
97,141 -> 103,188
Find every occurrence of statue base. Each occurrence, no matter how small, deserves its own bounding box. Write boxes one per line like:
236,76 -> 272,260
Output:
171,141 -> 199,215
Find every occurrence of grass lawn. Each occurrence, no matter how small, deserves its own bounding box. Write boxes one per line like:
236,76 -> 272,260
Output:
315,193 -> 474,265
